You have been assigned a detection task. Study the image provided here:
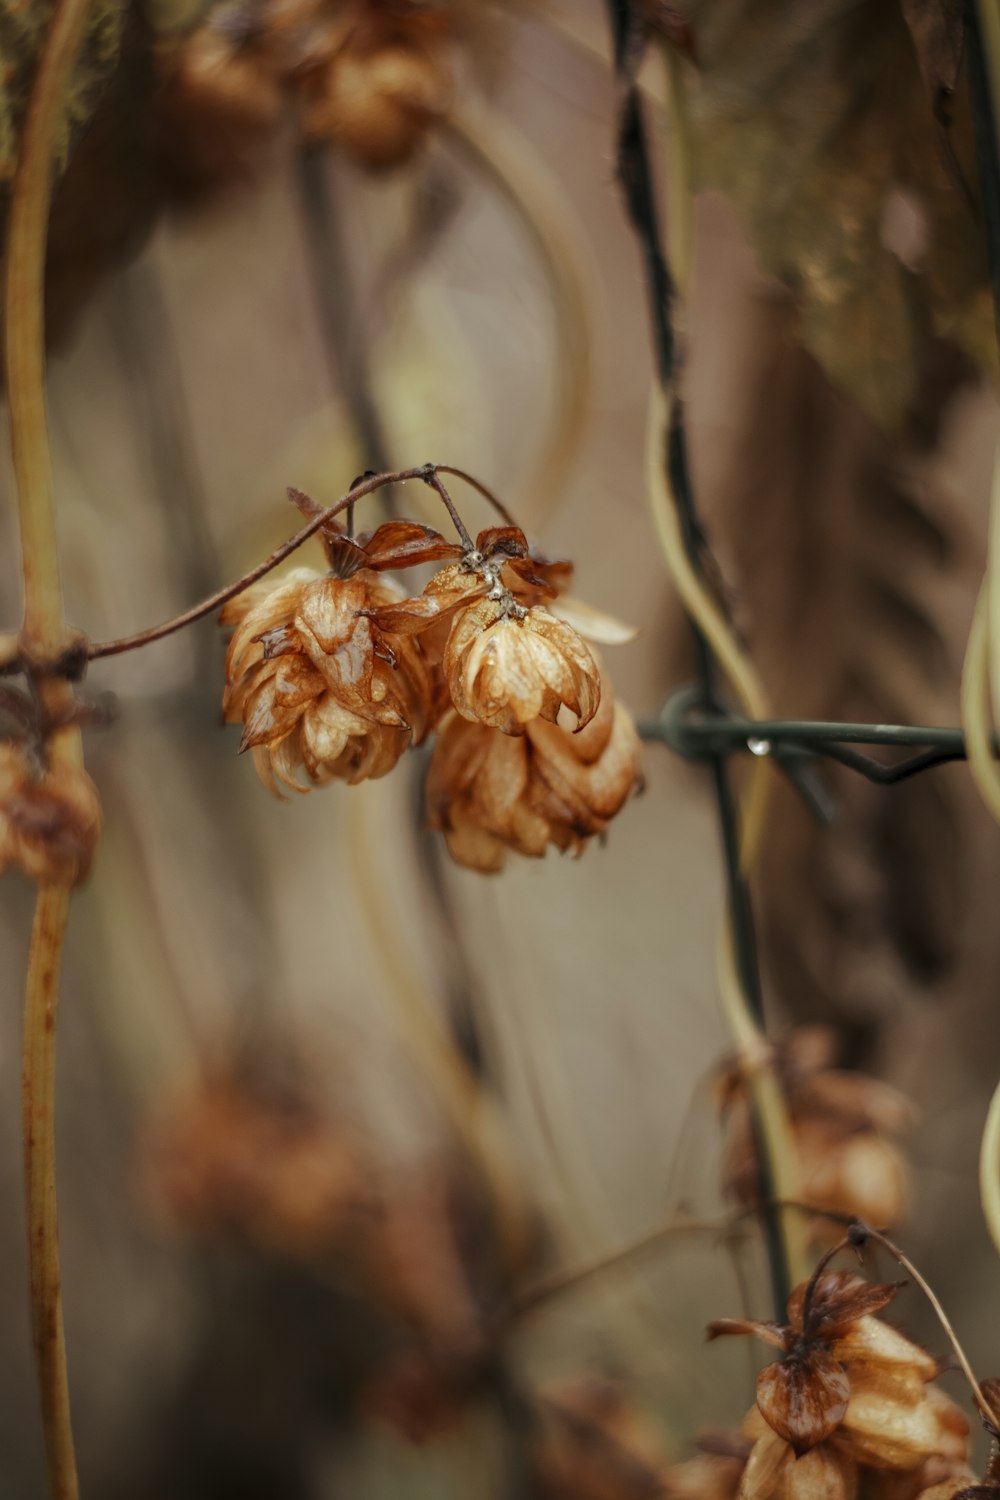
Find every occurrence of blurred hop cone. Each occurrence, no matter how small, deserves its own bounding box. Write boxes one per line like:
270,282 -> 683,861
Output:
709,1271 -> 970,1500
718,1026 -> 915,1236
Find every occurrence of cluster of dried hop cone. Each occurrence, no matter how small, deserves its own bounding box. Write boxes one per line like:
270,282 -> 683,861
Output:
708,1270 -> 972,1500
719,1028 -> 914,1240
158,0 -> 467,195
221,488 -> 643,871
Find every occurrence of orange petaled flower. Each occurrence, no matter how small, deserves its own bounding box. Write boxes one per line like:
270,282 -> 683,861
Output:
426,667 -> 643,872
221,565 -> 434,793
719,1027 -> 914,1238
709,1272 -> 969,1500
0,744 -> 101,887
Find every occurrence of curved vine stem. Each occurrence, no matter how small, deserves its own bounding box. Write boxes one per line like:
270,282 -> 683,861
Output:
7,0 -> 100,1490
346,786 -> 535,1273
446,103 -> 594,531
963,0 -> 1000,1273
627,18 -> 805,1301
980,1073 -> 1000,1265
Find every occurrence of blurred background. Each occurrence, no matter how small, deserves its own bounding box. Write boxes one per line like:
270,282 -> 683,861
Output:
3,1 -> 1000,1494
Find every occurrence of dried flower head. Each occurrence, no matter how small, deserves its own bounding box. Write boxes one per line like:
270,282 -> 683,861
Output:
301,26 -> 453,167
709,1270 -> 969,1493
0,744 -> 101,887
221,564 -> 434,793
719,1027 -> 914,1238
154,23 -> 287,201
426,667 -> 643,871
443,597 -> 601,735
146,1069 -> 370,1261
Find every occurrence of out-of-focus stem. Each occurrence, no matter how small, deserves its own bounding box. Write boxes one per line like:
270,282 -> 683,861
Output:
22,887 -> 77,1500
347,787 -> 534,1271
448,104 -> 593,530
7,0 -> 98,1492
979,1072 -> 1000,1264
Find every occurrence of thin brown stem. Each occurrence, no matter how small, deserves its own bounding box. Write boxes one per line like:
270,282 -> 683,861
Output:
86,462 -> 511,664
421,470 -> 476,551
436,465 -> 520,529
507,1214 -> 727,1322
863,1227 -> 1000,1427
7,0 -> 100,1490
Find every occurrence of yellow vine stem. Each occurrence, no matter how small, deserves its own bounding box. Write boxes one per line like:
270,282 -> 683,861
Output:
647,54 -> 807,1289
7,0 -> 98,1492
346,786 -> 535,1272
980,1074 -> 1000,1262
967,0 -> 1000,1268
446,103 -> 594,531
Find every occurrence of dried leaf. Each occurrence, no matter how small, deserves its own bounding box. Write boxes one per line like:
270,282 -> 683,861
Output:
786,1272 -> 901,1339
680,1 -> 991,428
900,0 -> 964,97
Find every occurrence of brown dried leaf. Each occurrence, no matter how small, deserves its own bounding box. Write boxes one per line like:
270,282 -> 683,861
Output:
899,0 -> 964,97
681,0 -> 991,428
756,1353 -> 850,1454
786,1272 -> 901,1339
358,518 -> 461,570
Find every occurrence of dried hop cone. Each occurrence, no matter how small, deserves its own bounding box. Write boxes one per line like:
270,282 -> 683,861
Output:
719,1027 -> 914,1238
146,1069 -> 369,1262
426,664 -> 643,872
302,27 -> 453,168
221,565 -> 434,793
0,745 -> 101,887
709,1271 -> 969,1500
443,597 -> 601,736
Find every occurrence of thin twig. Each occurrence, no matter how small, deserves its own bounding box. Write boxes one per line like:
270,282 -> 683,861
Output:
85,462 -> 510,663
863,1228 -> 999,1427
507,1215 -> 727,1321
